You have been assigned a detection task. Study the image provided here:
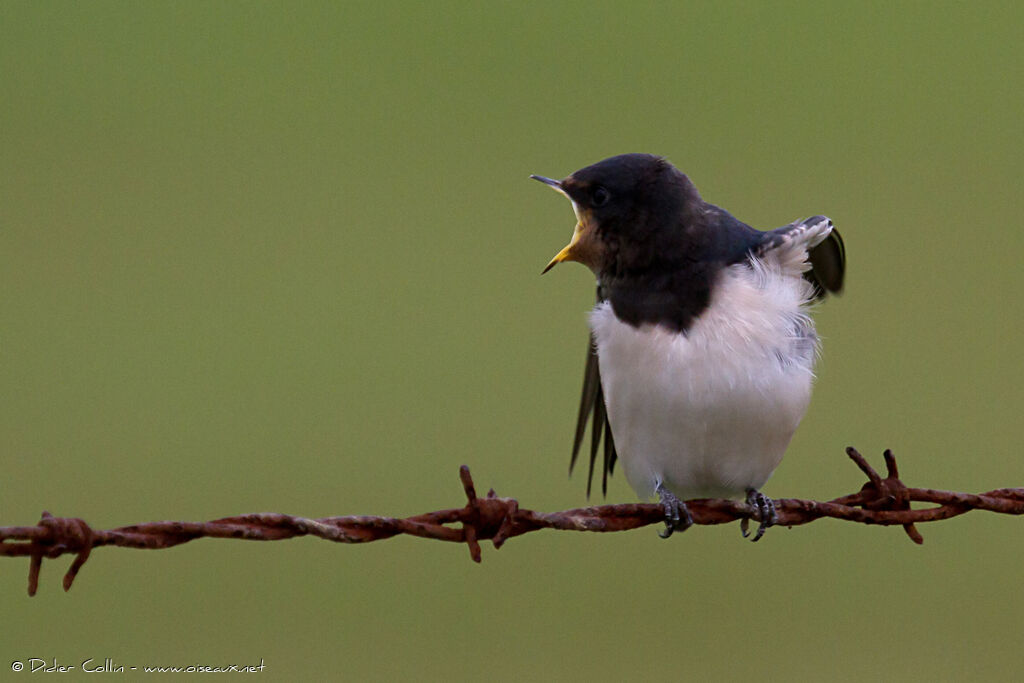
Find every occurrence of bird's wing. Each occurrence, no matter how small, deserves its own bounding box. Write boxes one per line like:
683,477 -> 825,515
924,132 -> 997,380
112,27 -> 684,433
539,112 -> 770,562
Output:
756,215 -> 845,298
569,287 -> 618,498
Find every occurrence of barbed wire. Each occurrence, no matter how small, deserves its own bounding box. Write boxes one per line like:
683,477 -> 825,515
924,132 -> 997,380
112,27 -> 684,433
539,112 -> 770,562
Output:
3,447 -> 1022,596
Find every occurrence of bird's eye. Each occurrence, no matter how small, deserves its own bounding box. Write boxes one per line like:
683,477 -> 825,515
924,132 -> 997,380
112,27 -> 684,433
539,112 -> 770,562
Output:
592,186 -> 610,207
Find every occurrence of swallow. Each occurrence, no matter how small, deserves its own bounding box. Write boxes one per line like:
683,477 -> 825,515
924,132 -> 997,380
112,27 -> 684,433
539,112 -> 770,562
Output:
533,153 -> 844,540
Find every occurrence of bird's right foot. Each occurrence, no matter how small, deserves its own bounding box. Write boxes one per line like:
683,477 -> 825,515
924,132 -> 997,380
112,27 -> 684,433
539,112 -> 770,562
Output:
655,482 -> 693,539
741,488 -> 777,542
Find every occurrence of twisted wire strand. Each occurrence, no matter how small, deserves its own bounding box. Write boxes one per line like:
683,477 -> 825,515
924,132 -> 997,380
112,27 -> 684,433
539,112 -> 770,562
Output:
3,448 -> 1022,595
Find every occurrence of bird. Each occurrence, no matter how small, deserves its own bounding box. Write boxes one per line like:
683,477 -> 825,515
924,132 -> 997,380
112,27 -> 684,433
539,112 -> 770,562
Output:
531,153 -> 845,541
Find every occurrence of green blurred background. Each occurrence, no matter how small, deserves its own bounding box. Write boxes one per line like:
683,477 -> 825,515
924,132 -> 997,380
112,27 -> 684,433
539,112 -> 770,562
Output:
2,2 -> 1021,680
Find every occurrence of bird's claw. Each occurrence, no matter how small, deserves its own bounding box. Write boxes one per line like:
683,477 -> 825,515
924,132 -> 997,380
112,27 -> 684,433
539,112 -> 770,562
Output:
656,483 -> 693,539
741,488 -> 777,542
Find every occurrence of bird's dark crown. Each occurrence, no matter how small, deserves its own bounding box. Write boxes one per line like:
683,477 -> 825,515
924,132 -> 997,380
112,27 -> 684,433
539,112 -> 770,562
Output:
561,154 -> 704,278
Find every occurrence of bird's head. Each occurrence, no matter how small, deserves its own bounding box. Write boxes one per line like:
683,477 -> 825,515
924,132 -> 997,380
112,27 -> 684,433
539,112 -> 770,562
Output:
532,154 -> 701,277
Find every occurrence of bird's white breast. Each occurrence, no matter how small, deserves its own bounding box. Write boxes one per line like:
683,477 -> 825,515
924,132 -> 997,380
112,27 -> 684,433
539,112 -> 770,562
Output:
589,258 -> 819,500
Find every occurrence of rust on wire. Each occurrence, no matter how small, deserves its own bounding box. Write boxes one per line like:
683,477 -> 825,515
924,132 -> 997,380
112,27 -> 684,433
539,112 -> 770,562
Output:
3,447 -> 1023,596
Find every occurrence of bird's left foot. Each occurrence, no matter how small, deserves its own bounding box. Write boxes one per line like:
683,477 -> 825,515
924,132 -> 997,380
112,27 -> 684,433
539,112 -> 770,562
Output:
655,483 -> 693,539
741,488 -> 777,542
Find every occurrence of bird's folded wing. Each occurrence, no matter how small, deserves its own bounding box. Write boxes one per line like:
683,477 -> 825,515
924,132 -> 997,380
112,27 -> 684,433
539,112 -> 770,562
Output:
569,289 -> 619,498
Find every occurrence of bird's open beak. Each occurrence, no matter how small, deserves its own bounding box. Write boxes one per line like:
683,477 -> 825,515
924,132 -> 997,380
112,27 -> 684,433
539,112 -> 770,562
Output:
531,174 -> 591,274
542,222 -> 586,274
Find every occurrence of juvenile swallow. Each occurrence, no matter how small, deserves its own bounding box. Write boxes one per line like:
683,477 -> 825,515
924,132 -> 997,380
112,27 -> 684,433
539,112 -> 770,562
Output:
533,154 -> 845,540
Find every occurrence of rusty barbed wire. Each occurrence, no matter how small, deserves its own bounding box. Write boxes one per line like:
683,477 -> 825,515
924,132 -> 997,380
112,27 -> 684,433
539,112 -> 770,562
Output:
3,447 -> 1023,596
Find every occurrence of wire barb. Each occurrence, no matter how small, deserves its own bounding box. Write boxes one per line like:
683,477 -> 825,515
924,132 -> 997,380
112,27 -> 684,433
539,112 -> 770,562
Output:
3,448 -> 1023,595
